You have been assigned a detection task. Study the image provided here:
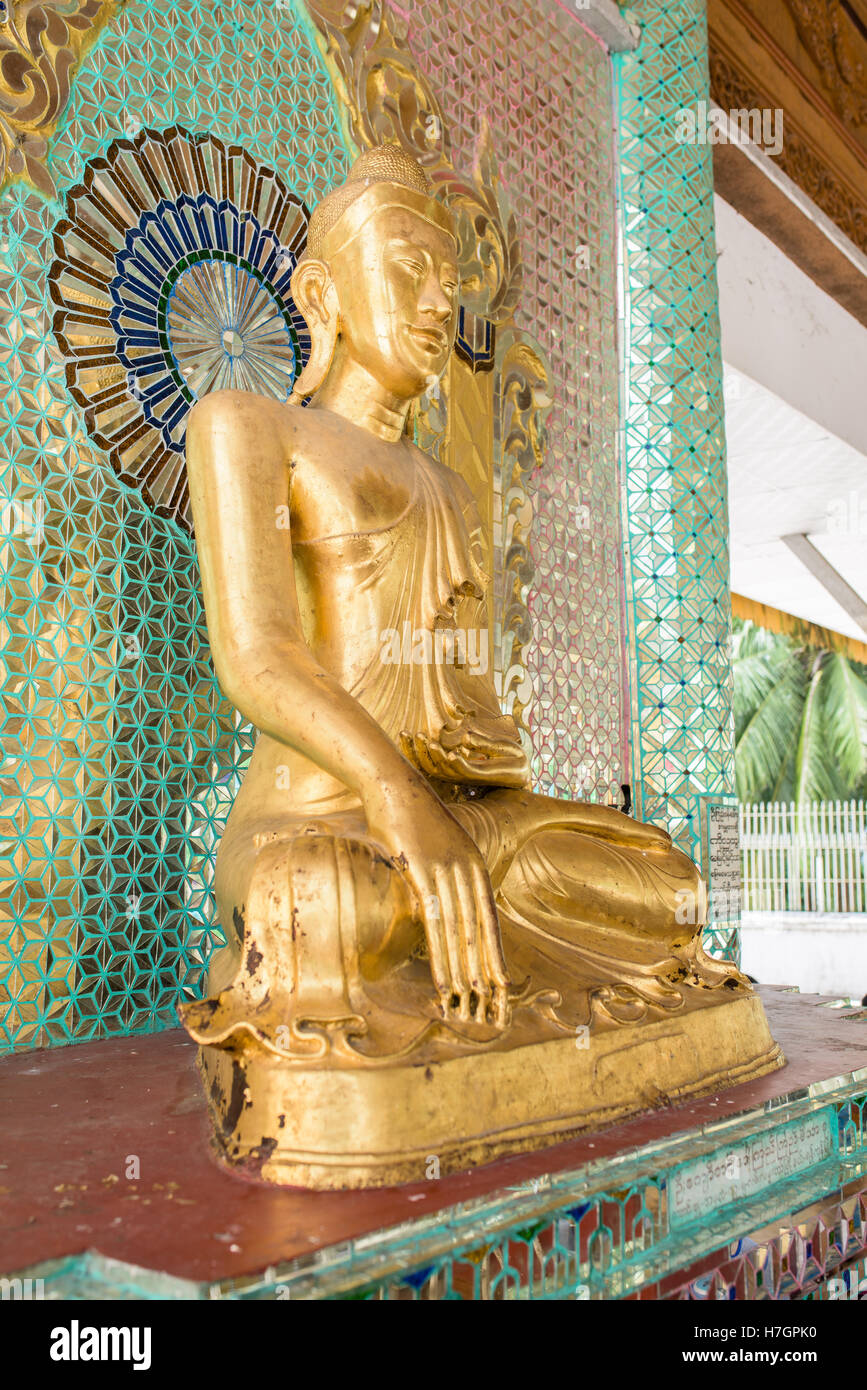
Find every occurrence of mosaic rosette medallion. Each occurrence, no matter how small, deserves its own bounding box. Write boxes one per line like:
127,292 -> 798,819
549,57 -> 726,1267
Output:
49,125 -> 311,528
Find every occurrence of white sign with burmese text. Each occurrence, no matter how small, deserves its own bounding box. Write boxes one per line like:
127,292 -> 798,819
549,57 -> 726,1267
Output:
670,1113 -> 834,1225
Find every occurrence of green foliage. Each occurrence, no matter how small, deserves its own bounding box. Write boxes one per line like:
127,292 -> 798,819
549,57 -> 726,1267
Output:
733,620 -> 867,805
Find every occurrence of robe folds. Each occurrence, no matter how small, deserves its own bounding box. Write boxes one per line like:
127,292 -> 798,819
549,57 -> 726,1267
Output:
181,451 -> 743,1062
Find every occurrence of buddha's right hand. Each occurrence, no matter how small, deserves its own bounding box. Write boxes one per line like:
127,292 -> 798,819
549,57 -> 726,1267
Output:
364,777 -> 511,1029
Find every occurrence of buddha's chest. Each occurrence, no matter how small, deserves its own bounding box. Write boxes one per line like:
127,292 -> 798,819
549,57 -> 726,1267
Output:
287,433 -> 418,544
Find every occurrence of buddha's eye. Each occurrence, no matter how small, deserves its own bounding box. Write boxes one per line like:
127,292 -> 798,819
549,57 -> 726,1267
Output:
398,257 -> 425,278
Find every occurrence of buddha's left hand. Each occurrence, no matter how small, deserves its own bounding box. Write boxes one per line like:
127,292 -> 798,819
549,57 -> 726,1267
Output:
402,721 -> 529,787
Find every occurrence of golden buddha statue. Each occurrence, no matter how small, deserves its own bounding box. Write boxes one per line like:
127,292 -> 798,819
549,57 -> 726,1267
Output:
180,145 -> 782,1188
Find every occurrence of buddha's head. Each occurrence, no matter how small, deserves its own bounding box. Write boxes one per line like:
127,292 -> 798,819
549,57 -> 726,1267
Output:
290,145 -> 458,404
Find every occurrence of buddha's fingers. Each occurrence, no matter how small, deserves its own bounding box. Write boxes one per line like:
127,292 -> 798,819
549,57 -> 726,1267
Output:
414,878 -> 451,1005
400,732 -> 432,775
434,868 -> 472,1020
491,984 -> 511,1030
406,733 -> 446,779
472,866 -> 511,1031
454,868 -> 486,1004
474,987 -> 493,1025
473,861 -> 509,993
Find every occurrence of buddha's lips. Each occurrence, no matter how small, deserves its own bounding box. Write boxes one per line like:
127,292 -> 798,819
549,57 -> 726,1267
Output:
409,325 -> 449,351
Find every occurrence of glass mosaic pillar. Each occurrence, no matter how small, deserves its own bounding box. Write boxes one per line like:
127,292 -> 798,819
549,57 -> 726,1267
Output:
401,0 -> 626,809
614,0 -> 739,962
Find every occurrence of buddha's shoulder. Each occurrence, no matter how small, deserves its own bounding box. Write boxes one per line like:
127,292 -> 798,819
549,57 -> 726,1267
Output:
406,439 -> 476,510
190,391 -> 379,471
188,389 -> 297,430
187,389 -> 309,442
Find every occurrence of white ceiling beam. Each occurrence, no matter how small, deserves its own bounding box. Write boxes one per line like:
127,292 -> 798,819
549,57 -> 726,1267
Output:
781,533 -> 867,637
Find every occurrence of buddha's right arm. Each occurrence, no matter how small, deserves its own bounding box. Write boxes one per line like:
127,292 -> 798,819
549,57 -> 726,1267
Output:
184,390 -> 418,801
185,391 -> 511,1020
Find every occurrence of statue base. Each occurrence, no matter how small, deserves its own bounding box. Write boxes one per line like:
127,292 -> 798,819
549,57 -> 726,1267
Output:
198,991 -> 784,1189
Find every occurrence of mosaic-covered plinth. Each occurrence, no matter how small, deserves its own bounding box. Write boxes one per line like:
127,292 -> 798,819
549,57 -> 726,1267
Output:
2,989 -> 863,1300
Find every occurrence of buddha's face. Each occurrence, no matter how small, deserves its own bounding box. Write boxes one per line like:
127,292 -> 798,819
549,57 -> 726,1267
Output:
330,206 -> 459,400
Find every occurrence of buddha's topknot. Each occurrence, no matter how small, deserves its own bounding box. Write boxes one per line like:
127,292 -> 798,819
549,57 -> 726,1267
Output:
305,143 -> 437,259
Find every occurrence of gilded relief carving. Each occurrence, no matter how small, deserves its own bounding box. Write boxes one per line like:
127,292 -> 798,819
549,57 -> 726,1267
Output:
0,0 -> 122,198
432,119 -> 522,326
306,0 -> 449,165
495,332 -> 552,744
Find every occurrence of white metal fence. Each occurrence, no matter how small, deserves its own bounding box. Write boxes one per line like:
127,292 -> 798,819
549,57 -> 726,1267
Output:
740,801 -> 867,913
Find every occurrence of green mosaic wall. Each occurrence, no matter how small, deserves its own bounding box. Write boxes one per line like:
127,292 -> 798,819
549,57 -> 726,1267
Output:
0,0 -> 351,1052
615,0 -> 739,962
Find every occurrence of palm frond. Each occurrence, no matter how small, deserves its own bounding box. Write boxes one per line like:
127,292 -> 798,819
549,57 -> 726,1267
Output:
769,740 -> 796,803
795,656 -> 842,804
735,664 -> 805,802
732,622 -> 801,744
733,622 -> 867,804
820,651 -> 867,787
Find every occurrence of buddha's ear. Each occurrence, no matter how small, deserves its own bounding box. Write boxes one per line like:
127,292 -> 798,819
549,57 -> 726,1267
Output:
289,257 -> 340,403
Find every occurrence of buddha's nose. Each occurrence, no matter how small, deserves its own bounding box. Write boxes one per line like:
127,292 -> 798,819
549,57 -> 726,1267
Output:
419,276 -> 453,323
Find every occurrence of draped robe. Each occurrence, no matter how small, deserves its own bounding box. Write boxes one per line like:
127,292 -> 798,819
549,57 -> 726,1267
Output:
181,447 -> 742,1062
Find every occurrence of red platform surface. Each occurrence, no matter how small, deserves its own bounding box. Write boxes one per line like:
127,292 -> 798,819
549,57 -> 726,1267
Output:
1,985 -> 866,1284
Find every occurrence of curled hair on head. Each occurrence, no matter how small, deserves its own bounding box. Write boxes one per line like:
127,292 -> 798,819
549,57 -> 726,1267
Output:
303,144 -> 436,261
